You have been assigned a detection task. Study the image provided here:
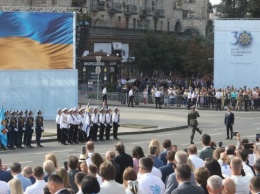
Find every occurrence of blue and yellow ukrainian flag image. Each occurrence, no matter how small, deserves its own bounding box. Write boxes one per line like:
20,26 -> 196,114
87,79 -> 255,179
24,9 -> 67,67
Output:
0,12 -> 73,69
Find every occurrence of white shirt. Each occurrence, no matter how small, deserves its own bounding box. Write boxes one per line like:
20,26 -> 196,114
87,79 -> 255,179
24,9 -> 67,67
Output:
99,180 -> 125,194
129,89 -> 133,97
112,113 -> 119,123
0,181 -> 8,194
91,113 -> 99,124
86,152 -> 93,166
137,167 -> 162,179
188,155 -> 204,170
138,173 -> 165,194
55,114 -> 61,124
60,113 -> 68,128
230,175 -> 251,194
24,180 -> 47,194
106,113 -> 112,125
67,114 -> 75,125
215,91 -> 222,99
102,88 -> 107,95
155,90 -> 161,97
73,114 -> 81,125
99,113 -> 106,124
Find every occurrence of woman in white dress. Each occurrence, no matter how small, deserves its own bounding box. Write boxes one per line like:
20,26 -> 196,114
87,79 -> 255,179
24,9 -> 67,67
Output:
123,167 -> 145,194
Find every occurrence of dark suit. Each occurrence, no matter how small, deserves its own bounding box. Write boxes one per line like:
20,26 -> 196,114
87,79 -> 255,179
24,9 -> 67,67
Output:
148,155 -> 164,169
224,111 -> 234,139
0,169 -> 12,182
56,189 -> 70,194
171,181 -> 205,194
68,169 -> 80,192
159,163 -> 175,183
110,159 -> 120,183
165,172 -> 196,194
198,147 -> 213,161
158,150 -> 169,165
115,152 -> 133,184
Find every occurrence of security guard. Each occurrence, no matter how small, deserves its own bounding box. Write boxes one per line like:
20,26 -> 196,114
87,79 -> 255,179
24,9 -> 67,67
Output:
188,105 -> 202,144
25,110 -> 34,148
35,110 -> 44,147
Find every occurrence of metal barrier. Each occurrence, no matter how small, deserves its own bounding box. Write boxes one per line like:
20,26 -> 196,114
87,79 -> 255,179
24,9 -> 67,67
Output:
79,91 -> 260,111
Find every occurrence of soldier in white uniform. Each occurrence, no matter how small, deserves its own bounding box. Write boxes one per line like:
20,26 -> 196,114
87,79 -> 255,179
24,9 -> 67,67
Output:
73,108 -> 81,144
55,108 -> 62,143
105,108 -> 112,140
90,107 -> 99,142
112,107 -> 120,140
67,108 -> 74,144
99,107 -> 106,141
83,107 -> 93,141
78,108 -> 86,143
60,108 -> 68,145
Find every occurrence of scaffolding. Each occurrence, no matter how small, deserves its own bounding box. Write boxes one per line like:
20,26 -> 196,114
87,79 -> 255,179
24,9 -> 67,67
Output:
2,6 -> 87,13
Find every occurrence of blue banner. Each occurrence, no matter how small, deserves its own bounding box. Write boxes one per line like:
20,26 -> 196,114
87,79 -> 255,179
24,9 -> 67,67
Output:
0,106 -> 7,147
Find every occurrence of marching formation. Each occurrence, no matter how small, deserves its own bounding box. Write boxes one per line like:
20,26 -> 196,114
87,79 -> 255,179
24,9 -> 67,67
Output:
55,106 -> 120,145
0,109 -> 44,150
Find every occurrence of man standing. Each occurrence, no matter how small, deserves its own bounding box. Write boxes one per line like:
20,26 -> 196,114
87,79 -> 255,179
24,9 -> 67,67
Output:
198,134 -> 213,160
206,175 -> 223,194
224,107 -> 235,139
35,110 -> 44,147
112,108 -> 120,140
188,105 -> 202,144
128,87 -> 134,107
102,86 -> 108,106
187,145 -> 204,170
17,110 -> 25,149
47,175 -> 70,194
155,88 -> 162,109
60,108 -> 68,145
55,109 -> 62,143
215,89 -> 222,111
25,111 -> 34,148
105,108 -> 112,140
99,107 -> 106,141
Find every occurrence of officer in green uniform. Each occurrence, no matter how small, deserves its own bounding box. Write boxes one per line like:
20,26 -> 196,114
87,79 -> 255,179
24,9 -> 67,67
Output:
188,105 -> 202,144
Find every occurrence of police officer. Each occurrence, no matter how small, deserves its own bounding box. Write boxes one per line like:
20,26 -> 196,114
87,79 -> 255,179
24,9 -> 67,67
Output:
17,110 -> 25,149
25,110 -> 34,148
188,105 -> 202,144
35,110 -> 44,147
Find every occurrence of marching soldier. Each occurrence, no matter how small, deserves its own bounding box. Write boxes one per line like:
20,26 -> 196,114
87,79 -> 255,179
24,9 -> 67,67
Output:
105,108 -> 112,140
60,108 -> 68,145
90,107 -> 99,142
188,105 -> 202,144
56,108 -> 62,143
9,110 -> 17,149
17,111 -> 25,149
99,107 -> 106,141
67,108 -> 75,144
25,110 -> 34,148
112,107 -> 120,140
35,110 -> 44,147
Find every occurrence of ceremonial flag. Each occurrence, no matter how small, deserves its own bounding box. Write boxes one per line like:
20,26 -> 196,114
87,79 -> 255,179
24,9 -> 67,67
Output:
0,106 -> 7,147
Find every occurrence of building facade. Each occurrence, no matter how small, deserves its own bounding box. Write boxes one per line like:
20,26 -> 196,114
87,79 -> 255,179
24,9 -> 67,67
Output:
0,0 -> 213,36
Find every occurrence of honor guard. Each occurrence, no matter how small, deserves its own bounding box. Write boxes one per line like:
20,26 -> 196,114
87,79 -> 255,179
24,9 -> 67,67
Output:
99,107 -> 106,141
67,108 -> 75,144
112,107 -> 120,140
0,111 -> 9,150
17,110 -> 25,149
25,110 -> 34,148
9,110 -> 18,149
105,108 -> 112,140
23,110 -> 28,147
35,110 -> 44,147
73,108 -> 81,144
83,107 -> 93,141
60,108 -> 68,145
90,107 -> 99,142
56,108 -> 62,143
78,108 -> 86,143
188,105 -> 202,144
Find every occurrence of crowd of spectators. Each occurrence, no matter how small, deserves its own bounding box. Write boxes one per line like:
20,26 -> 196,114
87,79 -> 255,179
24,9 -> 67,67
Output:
117,74 -> 260,111
1,133 -> 260,194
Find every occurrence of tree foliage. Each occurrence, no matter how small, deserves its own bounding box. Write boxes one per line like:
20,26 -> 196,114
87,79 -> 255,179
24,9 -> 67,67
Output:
215,0 -> 260,18
132,32 -> 213,76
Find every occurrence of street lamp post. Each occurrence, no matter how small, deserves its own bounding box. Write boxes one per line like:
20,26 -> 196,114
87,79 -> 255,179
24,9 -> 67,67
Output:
95,56 -> 102,107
